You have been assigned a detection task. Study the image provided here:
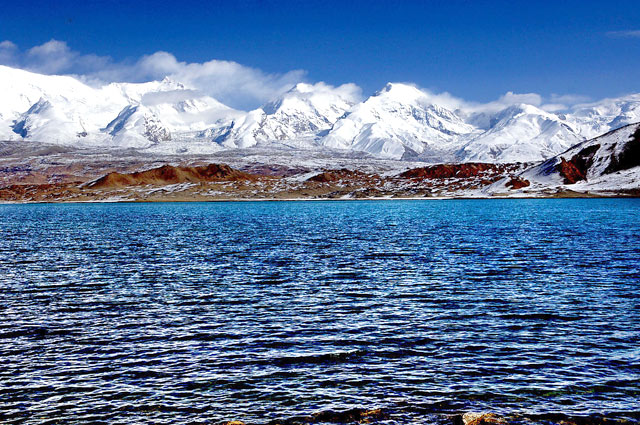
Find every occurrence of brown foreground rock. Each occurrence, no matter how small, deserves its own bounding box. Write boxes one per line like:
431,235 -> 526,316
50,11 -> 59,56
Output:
0,158 -> 633,203
221,410 -> 638,425
263,408 -> 389,425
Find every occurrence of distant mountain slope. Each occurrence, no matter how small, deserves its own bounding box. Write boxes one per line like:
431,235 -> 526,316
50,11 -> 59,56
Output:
0,65 -> 235,148
212,82 -> 359,149
456,104 -> 582,163
568,95 -> 640,139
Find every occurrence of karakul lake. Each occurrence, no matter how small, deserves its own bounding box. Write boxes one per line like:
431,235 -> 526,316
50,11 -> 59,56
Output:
0,199 -> 639,424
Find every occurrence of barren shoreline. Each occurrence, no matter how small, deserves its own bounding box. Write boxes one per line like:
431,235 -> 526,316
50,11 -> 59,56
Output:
216,409 -> 640,425
1,160 -> 636,204
0,192 -> 631,205
1,141 -> 638,204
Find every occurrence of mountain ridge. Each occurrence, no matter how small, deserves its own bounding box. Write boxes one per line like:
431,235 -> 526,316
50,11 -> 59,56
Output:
2,65 -> 640,163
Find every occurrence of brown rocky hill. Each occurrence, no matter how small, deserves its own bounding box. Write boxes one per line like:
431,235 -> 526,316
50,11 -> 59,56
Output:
400,163 -> 517,179
307,169 -> 372,183
87,164 -> 258,189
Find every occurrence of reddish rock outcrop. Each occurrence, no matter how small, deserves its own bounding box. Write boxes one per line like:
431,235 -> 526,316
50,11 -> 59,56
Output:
555,144 -> 600,184
0,184 -> 54,200
88,163 -> 257,189
400,163 -> 502,179
556,158 -> 586,184
505,176 -> 530,189
307,169 -> 369,183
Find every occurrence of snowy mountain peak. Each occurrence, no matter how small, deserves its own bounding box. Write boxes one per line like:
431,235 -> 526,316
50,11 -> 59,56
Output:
321,83 -> 475,159
262,82 -> 359,116
105,104 -> 172,147
456,102 -> 581,163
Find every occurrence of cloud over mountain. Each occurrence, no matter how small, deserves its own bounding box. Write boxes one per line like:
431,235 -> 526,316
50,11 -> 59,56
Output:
0,39 -> 599,114
0,39 -> 307,110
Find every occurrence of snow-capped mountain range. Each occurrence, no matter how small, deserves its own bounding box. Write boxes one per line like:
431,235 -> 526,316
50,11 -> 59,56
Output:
2,64 -> 640,163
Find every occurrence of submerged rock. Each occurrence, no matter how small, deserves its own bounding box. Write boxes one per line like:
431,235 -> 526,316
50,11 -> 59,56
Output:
462,412 -> 506,425
267,407 -> 389,424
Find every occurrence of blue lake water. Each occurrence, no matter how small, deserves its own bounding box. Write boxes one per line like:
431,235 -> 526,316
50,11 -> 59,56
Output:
0,199 -> 639,424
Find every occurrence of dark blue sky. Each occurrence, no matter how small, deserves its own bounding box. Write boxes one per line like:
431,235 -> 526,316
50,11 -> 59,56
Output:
2,0 -> 640,101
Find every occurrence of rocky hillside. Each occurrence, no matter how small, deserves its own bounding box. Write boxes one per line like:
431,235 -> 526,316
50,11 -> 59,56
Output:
87,164 -> 258,189
491,123 -> 640,195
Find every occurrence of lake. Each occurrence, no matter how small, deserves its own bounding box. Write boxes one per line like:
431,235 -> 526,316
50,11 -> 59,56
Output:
1,199 -> 639,424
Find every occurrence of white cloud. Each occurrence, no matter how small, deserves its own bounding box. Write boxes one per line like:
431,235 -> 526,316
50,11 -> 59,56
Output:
421,90 -> 467,111
540,103 -> 568,112
539,94 -> 592,112
457,91 -> 543,114
287,81 -> 363,105
0,39 -> 309,110
400,84 -> 588,115
0,40 -> 17,50
26,39 -> 77,74
0,40 -> 18,65
606,30 -> 640,38
496,91 -> 542,106
0,39 -> 592,115
135,53 -> 307,110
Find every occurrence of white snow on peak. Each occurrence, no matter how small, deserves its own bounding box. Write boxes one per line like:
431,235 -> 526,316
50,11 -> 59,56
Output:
0,65 -> 238,149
